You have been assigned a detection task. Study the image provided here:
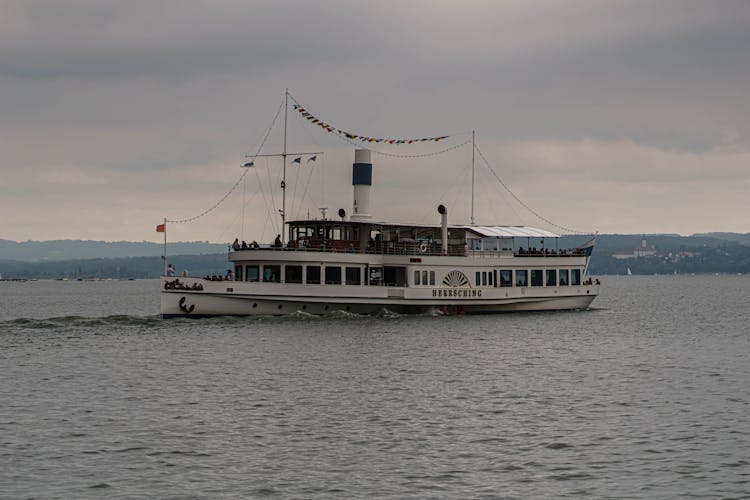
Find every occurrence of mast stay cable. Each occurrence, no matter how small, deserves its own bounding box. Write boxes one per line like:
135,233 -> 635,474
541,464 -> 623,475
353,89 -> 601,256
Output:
167,98 -> 284,232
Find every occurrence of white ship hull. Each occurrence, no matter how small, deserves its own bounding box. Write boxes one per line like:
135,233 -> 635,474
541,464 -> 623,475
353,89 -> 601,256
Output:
160,276 -> 598,318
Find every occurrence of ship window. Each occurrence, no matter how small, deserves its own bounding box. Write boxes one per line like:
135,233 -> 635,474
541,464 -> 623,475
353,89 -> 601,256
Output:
500,270 -> 512,287
285,265 -> 303,284
369,267 -> 382,286
571,269 -> 581,286
414,270 -> 421,285
531,270 -> 543,287
429,271 -> 435,286
235,265 -> 243,282
306,266 -> 321,284
482,272 -> 487,286
263,265 -> 280,283
475,271 -> 481,286
422,271 -> 428,285
346,267 -> 361,285
325,266 -> 341,285
546,269 -> 557,287
516,270 -> 528,287
488,271 -> 494,287
246,265 -> 259,282
559,269 -> 569,286
383,266 -> 407,287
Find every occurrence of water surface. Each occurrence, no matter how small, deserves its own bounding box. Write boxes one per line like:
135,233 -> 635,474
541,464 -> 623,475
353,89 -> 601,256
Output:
1,276 -> 749,498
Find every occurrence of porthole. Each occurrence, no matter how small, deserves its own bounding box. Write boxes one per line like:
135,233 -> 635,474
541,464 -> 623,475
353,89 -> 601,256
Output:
278,304 -> 283,310
324,305 -> 329,311
346,306 -> 350,311
253,303 -> 258,308
302,305 -> 307,311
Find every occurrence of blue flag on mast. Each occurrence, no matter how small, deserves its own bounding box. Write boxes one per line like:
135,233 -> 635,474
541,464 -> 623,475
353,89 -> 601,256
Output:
576,236 -> 597,256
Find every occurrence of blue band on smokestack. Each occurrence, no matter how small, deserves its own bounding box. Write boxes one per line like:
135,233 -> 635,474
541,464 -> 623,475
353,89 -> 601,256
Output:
352,163 -> 372,186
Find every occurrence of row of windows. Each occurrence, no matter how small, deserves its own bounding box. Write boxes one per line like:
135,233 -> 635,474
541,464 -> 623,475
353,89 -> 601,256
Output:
413,270 -> 436,286
235,264 -> 363,285
235,264 -> 582,288
477,269 -> 581,287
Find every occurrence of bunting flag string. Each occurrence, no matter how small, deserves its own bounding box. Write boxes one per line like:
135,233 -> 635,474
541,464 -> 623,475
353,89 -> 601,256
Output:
291,100 -> 450,144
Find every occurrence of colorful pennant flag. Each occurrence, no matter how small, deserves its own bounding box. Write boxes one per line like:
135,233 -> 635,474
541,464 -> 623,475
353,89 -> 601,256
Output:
156,223 -> 165,233
292,103 -> 450,144
307,156 -> 317,163
291,157 -> 301,164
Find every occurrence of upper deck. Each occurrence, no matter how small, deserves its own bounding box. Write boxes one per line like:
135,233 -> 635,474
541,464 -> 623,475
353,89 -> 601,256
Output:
231,219 -> 587,259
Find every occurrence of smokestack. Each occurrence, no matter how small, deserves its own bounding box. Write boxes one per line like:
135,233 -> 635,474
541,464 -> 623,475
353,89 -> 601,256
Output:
351,149 -> 372,221
438,204 -> 448,255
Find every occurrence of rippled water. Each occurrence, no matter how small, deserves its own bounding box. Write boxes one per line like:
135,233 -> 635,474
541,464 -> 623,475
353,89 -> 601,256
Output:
1,277 -> 749,498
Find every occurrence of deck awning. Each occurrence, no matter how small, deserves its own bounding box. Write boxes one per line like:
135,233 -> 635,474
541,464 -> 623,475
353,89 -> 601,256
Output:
464,226 -> 560,238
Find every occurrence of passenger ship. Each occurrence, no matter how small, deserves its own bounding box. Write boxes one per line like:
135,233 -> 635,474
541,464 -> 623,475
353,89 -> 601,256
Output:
160,148 -> 599,318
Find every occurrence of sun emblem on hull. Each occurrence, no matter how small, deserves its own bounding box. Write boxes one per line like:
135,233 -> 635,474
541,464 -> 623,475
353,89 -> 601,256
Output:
442,270 -> 470,288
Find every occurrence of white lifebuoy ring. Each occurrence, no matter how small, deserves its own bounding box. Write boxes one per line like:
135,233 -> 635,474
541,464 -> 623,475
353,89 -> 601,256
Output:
419,242 -> 428,253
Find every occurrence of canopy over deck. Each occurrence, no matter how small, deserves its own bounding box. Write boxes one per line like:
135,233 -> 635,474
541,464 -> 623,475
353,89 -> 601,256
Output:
464,226 -> 559,238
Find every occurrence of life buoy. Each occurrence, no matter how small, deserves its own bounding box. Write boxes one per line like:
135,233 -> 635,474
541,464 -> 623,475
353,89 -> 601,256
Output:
418,242 -> 428,253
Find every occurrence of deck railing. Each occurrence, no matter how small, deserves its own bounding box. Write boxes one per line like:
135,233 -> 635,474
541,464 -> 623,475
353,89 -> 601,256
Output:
230,243 -> 586,258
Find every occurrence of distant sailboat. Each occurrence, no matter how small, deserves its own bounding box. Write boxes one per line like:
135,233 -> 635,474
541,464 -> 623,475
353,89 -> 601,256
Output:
627,267 -> 632,276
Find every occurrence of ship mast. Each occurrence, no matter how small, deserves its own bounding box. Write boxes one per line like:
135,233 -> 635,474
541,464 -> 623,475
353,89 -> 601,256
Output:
244,89 -> 321,245
281,88 -> 289,246
470,130 -> 475,225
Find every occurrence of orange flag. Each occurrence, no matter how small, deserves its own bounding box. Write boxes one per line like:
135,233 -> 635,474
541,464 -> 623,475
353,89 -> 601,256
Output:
156,223 -> 165,233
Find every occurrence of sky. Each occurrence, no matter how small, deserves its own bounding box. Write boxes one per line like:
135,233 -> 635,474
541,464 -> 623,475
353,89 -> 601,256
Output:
2,0 -> 749,243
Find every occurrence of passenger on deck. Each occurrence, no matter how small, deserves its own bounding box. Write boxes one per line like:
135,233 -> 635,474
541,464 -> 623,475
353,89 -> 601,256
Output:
273,234 -> 282,247
226,269 -> 233,281
241,240 -> 248,250
232,238 -> 240,251
251,240 -> 259,249
167,264 -> 175,277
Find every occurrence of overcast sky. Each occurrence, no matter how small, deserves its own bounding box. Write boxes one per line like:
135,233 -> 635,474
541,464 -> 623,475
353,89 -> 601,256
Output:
2,0 -> 749,243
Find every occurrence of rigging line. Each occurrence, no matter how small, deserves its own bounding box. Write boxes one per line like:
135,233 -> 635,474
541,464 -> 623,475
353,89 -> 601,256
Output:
218,186 -> 258,241
447,162 -> 473,225
168,97 -> 284,226
416,160 -> 473,223
288,157 -> 303,219
262,157 -> 279,234
250,101 -> 286,236
474,144 -> 591,235
476,163 -> 505,226
290,105 -> 327,218
296,161 -> 321,218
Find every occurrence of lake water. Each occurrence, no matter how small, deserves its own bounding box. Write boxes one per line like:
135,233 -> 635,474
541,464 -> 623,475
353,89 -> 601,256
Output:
1,276 -> 749,498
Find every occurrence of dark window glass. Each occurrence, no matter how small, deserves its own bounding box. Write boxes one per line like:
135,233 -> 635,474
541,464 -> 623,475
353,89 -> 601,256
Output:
383,267 -> 407,287
500,270 -> 513,287
546,269 -> 557,286
559,269 -> 569,286
263,265 -> 280,283
422,271 -> 428,285
306,266 -> 321,284
489,271 -> 494,287
429,271 -> 435,286
476,271 -> 481,286
246,265 -> 259,282
285,265 -> 302,284
482,272 -> 487,286
531,270 -> 543,286
516,270 -> 528,287
571,269 -> 581,286
414,270 -> 420,285
346,267 -> 361,285
235,265 -> 243,282
325,266 -> 342,285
